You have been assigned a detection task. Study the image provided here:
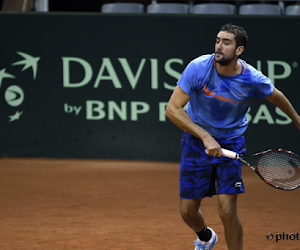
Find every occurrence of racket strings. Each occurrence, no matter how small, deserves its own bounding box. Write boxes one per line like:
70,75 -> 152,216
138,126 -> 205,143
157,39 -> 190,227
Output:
257,151 -> 300,189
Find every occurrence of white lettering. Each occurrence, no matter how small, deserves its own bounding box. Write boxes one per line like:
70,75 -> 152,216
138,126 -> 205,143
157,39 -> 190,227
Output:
247,107 -> 252,122
64,103 -> 73,113
64,103 -> 82,115
150,58 -> 158,89
164,58 -> 183,90
256,60 -> 262,72
267,61 -> 292,86
86,100 -> 106,120
118,58 -> 146,89
108,101 -> 127,120
94,58 -> 122,88
62,57 -> 187,89
85,101 -> 150,121
275,107 -> 292,125
252,104 -> 274,124
73,106 -> 82,115
131,102 -> 150,121
62,57 -> 92,88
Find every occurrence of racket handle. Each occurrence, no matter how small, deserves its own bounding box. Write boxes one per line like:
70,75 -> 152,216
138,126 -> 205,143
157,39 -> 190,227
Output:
221,148 -> 238,159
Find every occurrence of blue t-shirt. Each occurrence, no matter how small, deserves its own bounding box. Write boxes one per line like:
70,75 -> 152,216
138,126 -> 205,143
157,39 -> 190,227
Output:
177,54 -> 274,139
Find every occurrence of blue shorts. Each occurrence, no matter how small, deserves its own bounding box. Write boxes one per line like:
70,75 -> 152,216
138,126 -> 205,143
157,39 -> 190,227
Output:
180,132 -> 246,199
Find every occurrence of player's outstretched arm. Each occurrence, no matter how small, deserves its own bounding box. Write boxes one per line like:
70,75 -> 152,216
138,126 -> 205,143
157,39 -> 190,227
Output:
165,85 -> 222,157
266,87 -> 300,130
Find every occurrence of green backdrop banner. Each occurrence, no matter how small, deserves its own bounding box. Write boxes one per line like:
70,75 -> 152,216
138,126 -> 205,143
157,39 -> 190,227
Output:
0,13 -> 299,161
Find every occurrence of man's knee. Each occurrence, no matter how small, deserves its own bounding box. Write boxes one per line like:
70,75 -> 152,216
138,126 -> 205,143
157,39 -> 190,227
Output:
180,198 -> 201,221
180,205 -> 197,221
219,205 -> 237,222
218,195 -> 238,223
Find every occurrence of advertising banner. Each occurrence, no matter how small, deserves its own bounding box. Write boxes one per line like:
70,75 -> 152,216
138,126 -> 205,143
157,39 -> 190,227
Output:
0,13 -> 299,161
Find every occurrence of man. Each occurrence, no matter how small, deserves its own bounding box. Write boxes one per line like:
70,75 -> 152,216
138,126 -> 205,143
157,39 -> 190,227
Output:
165,24 -> 300,250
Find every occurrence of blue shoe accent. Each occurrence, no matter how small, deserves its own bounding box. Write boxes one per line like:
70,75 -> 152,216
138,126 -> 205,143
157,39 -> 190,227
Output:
194,227 -> 218,250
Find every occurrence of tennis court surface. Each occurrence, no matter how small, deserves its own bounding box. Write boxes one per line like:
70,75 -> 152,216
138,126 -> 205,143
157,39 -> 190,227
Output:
1,158 -> 299,250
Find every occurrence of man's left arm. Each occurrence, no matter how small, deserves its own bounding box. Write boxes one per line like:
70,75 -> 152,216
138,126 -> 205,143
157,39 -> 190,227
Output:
266,87 -> 300,130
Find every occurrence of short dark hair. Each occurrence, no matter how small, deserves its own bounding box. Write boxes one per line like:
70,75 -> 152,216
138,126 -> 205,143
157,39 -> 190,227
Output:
220,24 -> 248,49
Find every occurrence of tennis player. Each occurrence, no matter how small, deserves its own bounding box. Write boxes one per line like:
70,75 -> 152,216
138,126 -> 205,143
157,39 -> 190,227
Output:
165,24 -> 300,250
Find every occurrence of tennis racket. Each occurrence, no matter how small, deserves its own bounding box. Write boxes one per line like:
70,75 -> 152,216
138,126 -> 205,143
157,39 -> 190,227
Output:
221,148 -> 300,191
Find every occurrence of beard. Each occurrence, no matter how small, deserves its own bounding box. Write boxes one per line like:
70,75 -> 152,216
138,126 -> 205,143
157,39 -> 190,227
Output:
214,51 -> 235,66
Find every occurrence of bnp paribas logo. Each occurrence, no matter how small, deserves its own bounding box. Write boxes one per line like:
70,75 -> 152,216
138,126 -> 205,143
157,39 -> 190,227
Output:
0,51 -> 40,122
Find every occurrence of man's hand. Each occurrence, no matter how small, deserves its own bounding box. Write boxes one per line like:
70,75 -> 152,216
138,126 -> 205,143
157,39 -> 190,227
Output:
202,134 -> 223,157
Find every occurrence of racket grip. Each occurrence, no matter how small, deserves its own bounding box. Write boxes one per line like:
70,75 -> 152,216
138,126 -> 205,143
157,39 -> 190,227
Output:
221,148 -> 238,159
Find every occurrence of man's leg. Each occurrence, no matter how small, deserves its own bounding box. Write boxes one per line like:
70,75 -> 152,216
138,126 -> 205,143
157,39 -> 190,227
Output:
179,198 -> 205,232
180,198 -> 218,249
218,194 -> 243,250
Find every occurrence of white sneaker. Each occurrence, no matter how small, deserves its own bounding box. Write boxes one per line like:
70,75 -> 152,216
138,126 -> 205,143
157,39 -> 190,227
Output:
194,227 -> 218,250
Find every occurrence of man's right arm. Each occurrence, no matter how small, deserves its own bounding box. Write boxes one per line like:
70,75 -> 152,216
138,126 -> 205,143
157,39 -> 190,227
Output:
165,85 -> 223,157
